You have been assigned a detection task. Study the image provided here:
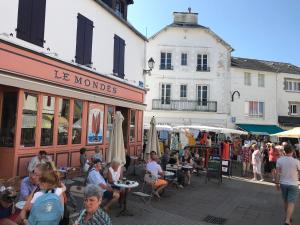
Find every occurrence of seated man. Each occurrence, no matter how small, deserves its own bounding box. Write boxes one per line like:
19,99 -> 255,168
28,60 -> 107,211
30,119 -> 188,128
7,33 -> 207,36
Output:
146,151 -> 168,198
19,166 -> 42,201
87,159 -> 119,212
27,150 -> 52,174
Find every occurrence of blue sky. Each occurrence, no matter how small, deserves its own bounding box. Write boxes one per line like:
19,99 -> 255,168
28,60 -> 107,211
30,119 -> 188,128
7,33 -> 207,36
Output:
128,0 -> 300,66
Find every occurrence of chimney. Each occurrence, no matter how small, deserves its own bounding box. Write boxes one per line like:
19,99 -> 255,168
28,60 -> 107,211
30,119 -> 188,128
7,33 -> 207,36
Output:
173,8 -> 198,25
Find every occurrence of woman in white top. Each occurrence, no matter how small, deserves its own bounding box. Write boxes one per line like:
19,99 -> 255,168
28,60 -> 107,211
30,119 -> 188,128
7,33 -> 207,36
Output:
107,159 -> 123,184
107,158 -> 125,204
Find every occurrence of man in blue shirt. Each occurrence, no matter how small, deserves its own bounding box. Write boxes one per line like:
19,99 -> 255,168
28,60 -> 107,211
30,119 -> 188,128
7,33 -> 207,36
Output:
19,165 -> 42,201
87,159 -> 120,212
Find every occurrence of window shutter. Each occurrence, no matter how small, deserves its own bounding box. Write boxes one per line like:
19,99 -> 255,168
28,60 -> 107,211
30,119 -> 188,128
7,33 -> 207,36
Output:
83,19 -> 94,65
102,0 -> 112,7
30,0 -> 46,47
75,14 -> 86,65
113,35 -> 120,74
118,38 -> 125,78
244,102 -> 249,115
16,0 -> 33,42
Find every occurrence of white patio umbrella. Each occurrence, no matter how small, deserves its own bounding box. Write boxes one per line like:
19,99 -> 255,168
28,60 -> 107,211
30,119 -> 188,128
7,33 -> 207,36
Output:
107,111 -> 126,165
145,117 -> 161,159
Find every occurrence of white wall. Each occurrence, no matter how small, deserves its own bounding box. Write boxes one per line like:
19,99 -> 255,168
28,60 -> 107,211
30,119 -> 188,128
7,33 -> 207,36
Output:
0,0 -> 145,88
230,67 -> 277,125
277,73 -> 300,116
145,26 -> 231,127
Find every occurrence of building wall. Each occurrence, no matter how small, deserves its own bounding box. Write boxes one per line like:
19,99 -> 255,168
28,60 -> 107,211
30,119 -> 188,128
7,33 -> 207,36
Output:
230,67 -> 277,125
277,73 -> 300,116
145,26 -> 231,126
0,0 -> 145,87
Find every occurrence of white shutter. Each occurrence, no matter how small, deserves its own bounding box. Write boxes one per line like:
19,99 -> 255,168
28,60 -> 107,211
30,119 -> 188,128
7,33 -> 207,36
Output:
244,101 -> 249,115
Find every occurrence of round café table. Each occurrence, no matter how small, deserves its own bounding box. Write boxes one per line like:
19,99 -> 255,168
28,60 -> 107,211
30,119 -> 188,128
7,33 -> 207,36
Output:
114,180 -> 139,216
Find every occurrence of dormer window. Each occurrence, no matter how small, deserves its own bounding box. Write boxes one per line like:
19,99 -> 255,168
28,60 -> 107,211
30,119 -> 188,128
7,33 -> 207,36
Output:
115,0 -> 125,18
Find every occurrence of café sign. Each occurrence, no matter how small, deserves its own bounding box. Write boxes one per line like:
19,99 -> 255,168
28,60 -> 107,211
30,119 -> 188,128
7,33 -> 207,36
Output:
54,69 -> 117,94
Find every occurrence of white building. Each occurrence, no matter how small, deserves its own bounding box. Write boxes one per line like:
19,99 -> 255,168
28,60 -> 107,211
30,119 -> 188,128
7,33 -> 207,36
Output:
144,9 -> 300,134
144,10 -> 233,128
230,57 -> 300,134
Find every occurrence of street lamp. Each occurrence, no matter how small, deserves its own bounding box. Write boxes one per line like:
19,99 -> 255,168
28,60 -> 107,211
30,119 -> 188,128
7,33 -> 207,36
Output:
143,57 -> 155,75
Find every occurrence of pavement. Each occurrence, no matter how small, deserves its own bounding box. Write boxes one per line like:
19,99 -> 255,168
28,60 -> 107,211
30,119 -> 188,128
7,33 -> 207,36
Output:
107,165 -> 300,225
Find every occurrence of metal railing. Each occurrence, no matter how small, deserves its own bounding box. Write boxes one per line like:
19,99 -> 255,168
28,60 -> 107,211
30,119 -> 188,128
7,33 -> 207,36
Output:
159,64 -> 174,70
152,99 -> 217,112
196,66 -> 210,72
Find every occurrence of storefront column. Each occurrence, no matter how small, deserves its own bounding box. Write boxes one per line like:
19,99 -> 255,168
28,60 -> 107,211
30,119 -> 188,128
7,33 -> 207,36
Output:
67,99 -> 74,146
13,89 -> 24,176
35,93 -> 43,149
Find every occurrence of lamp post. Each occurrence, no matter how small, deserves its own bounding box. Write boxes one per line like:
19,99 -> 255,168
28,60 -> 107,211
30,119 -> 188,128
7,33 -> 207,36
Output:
143,57 -> 155,75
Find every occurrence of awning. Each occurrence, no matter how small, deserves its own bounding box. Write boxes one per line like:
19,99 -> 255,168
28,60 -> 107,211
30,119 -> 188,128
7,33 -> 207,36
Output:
237,124 -> 284,135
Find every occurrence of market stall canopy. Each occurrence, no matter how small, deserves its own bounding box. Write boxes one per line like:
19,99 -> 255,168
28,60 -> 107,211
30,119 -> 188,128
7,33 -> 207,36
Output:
237,124 -> 284,135
143,124 -> 172,131
271,127 -> 300,138
219,128 -> 248,135
172,125 -> 220,133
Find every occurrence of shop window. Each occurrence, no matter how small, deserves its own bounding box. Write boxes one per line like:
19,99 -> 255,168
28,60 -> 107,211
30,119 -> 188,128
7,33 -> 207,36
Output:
129,110 -> 136,142
21,93 -> 38,147
41,96 -> 55,146
72,100 -> 82,144
106,106 -> 114,142
58,98 -> 70,145
0,92 -> 17,147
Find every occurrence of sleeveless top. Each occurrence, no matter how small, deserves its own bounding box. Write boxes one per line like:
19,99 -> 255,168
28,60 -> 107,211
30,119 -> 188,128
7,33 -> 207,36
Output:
109,166 -> 121,182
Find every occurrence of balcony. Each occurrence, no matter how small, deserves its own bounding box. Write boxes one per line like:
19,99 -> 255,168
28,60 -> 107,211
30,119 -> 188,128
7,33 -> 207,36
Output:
152,99 -> 217,112
160,64 -> 174,70
196,65 -> 210,72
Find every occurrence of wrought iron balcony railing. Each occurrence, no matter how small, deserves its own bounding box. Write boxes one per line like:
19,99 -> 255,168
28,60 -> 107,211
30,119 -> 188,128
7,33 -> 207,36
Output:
152,99 -> 217,112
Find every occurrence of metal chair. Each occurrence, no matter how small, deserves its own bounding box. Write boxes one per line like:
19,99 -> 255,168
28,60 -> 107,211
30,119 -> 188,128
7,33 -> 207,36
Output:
132,173 -> 156,211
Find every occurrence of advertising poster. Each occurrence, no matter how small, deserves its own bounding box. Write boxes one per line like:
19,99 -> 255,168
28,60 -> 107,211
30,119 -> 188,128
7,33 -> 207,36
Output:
87,103 -> 104,144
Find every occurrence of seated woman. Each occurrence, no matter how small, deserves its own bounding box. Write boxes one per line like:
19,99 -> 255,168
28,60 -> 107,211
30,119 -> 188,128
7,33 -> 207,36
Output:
0,188 -> 18,225
181,148 -> 194,185
74,184 -> 111,225
19,169 -> 64,225
107,159 -> 123,186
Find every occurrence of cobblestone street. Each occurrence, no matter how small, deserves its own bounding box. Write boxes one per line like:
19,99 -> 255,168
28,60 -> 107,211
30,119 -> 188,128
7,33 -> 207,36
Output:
110,171 -> 300,225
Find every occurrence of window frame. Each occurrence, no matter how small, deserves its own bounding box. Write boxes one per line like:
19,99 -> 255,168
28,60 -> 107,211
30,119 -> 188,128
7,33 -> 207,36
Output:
244,72 -> 251,86
181,53 -> 187,66
160,52 -> 172,70
196,54 -> 209,71
196,85 -> 208,106
180,84 -> 187,98
245,101 -> 264,118
160,83 -> 171,105
258,74 -> 265,87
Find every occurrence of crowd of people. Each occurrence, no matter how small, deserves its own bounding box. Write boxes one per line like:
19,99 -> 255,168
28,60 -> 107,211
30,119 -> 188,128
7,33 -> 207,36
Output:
0,136 -> 299,225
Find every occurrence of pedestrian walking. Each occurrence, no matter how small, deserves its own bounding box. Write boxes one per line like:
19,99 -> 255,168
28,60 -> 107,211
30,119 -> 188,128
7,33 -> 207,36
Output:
276,144 -> 300,225
251,144 -> 263,181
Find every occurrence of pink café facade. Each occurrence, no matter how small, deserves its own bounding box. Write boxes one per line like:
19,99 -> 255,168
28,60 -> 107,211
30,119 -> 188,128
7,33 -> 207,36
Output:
0,40 -> 145,178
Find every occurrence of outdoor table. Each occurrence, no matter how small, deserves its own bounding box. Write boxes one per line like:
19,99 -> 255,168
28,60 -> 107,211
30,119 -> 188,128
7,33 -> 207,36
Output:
182,165 -> 193,170
114,180 -> 139,216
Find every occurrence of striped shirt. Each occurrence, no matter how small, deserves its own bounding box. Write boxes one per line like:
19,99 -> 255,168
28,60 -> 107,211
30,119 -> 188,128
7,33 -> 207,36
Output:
76,208 -> 112,225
